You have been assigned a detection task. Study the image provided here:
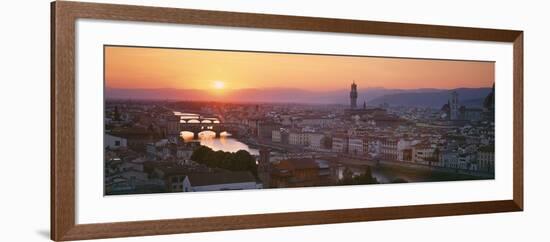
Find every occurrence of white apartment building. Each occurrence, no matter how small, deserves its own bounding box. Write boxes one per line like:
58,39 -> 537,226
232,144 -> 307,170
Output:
412,144 -> 436,164
272,130 -> 282,143
105,134 -> 127,149
348,137 -> 364,156
478,146 -> 494,172
332,136 -> 348,153
308,133 -> 325,150
289,131 -> 309,146
397,139 -> 420,161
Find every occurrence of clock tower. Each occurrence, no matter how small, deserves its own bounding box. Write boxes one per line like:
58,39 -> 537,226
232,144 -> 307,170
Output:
350,81 -> 358,109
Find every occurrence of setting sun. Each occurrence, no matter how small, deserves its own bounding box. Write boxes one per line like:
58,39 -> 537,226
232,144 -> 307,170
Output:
213,81 -> 225,89
103,45 -> 496,196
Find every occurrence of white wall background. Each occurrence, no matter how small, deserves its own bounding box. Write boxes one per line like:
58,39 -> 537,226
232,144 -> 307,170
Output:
0,0 -> 548,241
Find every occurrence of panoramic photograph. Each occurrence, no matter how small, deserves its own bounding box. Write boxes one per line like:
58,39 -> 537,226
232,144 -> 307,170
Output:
103,45 -> 495,195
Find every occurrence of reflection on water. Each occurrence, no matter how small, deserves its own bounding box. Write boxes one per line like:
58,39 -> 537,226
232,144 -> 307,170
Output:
180,131 -> 259,155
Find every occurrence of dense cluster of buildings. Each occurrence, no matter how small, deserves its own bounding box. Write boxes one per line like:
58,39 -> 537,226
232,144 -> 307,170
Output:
104,82 -> 495,194
258,82 -> 495,173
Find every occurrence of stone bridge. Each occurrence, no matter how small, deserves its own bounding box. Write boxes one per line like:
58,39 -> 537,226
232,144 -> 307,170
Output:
175,113 -> 246,139
179,122 -> 242,139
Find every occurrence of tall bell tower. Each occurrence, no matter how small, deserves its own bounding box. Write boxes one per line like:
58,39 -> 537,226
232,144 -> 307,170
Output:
350,81 -> 358,109
450,91 -> 459,120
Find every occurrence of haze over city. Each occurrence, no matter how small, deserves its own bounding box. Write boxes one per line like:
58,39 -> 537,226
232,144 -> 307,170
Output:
105,46 -> 494,104
104,45 -> 495,195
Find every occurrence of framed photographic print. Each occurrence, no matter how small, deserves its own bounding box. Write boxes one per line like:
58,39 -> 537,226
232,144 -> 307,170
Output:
51,1 -> 523,241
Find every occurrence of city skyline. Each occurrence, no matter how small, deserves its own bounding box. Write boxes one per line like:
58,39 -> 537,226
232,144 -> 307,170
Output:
105,46 -> 495,96
105,84 -> 493,106
104,45 -> 495,196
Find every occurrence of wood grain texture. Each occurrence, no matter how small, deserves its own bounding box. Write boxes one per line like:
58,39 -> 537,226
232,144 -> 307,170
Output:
58,200 -> 520,241
513,33 -> 524,210
50,2 -> 56,238
51,1 -> 524,241
51,1 -> 77,240
57,1 -> 522,41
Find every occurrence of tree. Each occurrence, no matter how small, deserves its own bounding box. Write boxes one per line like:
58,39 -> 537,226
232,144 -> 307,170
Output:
234,150 -> 257,176
190,146 -> 213,162
338,166 -> 378,185
354,167 -> 378,184
343,167 -> 353,179
190,146 -> 258,177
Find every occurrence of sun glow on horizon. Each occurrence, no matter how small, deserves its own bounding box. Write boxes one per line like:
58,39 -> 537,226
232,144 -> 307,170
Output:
105,46 -> 494,91
213,80 -> 225,90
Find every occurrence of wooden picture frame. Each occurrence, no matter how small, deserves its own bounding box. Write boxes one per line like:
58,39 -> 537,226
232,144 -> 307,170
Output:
51,1 -> 523,241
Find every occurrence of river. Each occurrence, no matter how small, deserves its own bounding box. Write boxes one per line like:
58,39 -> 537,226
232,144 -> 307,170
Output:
180,131 -> 259,155
339,164 -> 485,184
180,131 -> 484,184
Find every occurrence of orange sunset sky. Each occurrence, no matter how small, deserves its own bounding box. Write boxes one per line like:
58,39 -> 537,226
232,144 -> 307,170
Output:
105,46 -> 494,91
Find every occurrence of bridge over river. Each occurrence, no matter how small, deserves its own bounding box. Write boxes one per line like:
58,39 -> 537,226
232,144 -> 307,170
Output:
174,112 -> 246,139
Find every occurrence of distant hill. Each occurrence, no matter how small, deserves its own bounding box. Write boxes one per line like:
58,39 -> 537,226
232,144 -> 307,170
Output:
106,87 -> 491,107
369,88 -> 491,108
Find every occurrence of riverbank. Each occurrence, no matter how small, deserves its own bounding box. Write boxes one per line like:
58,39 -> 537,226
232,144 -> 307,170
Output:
378,160 -> 494,179
186,135 -> 260,155
334,156 -> 493,183
372,162 -> 490,184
